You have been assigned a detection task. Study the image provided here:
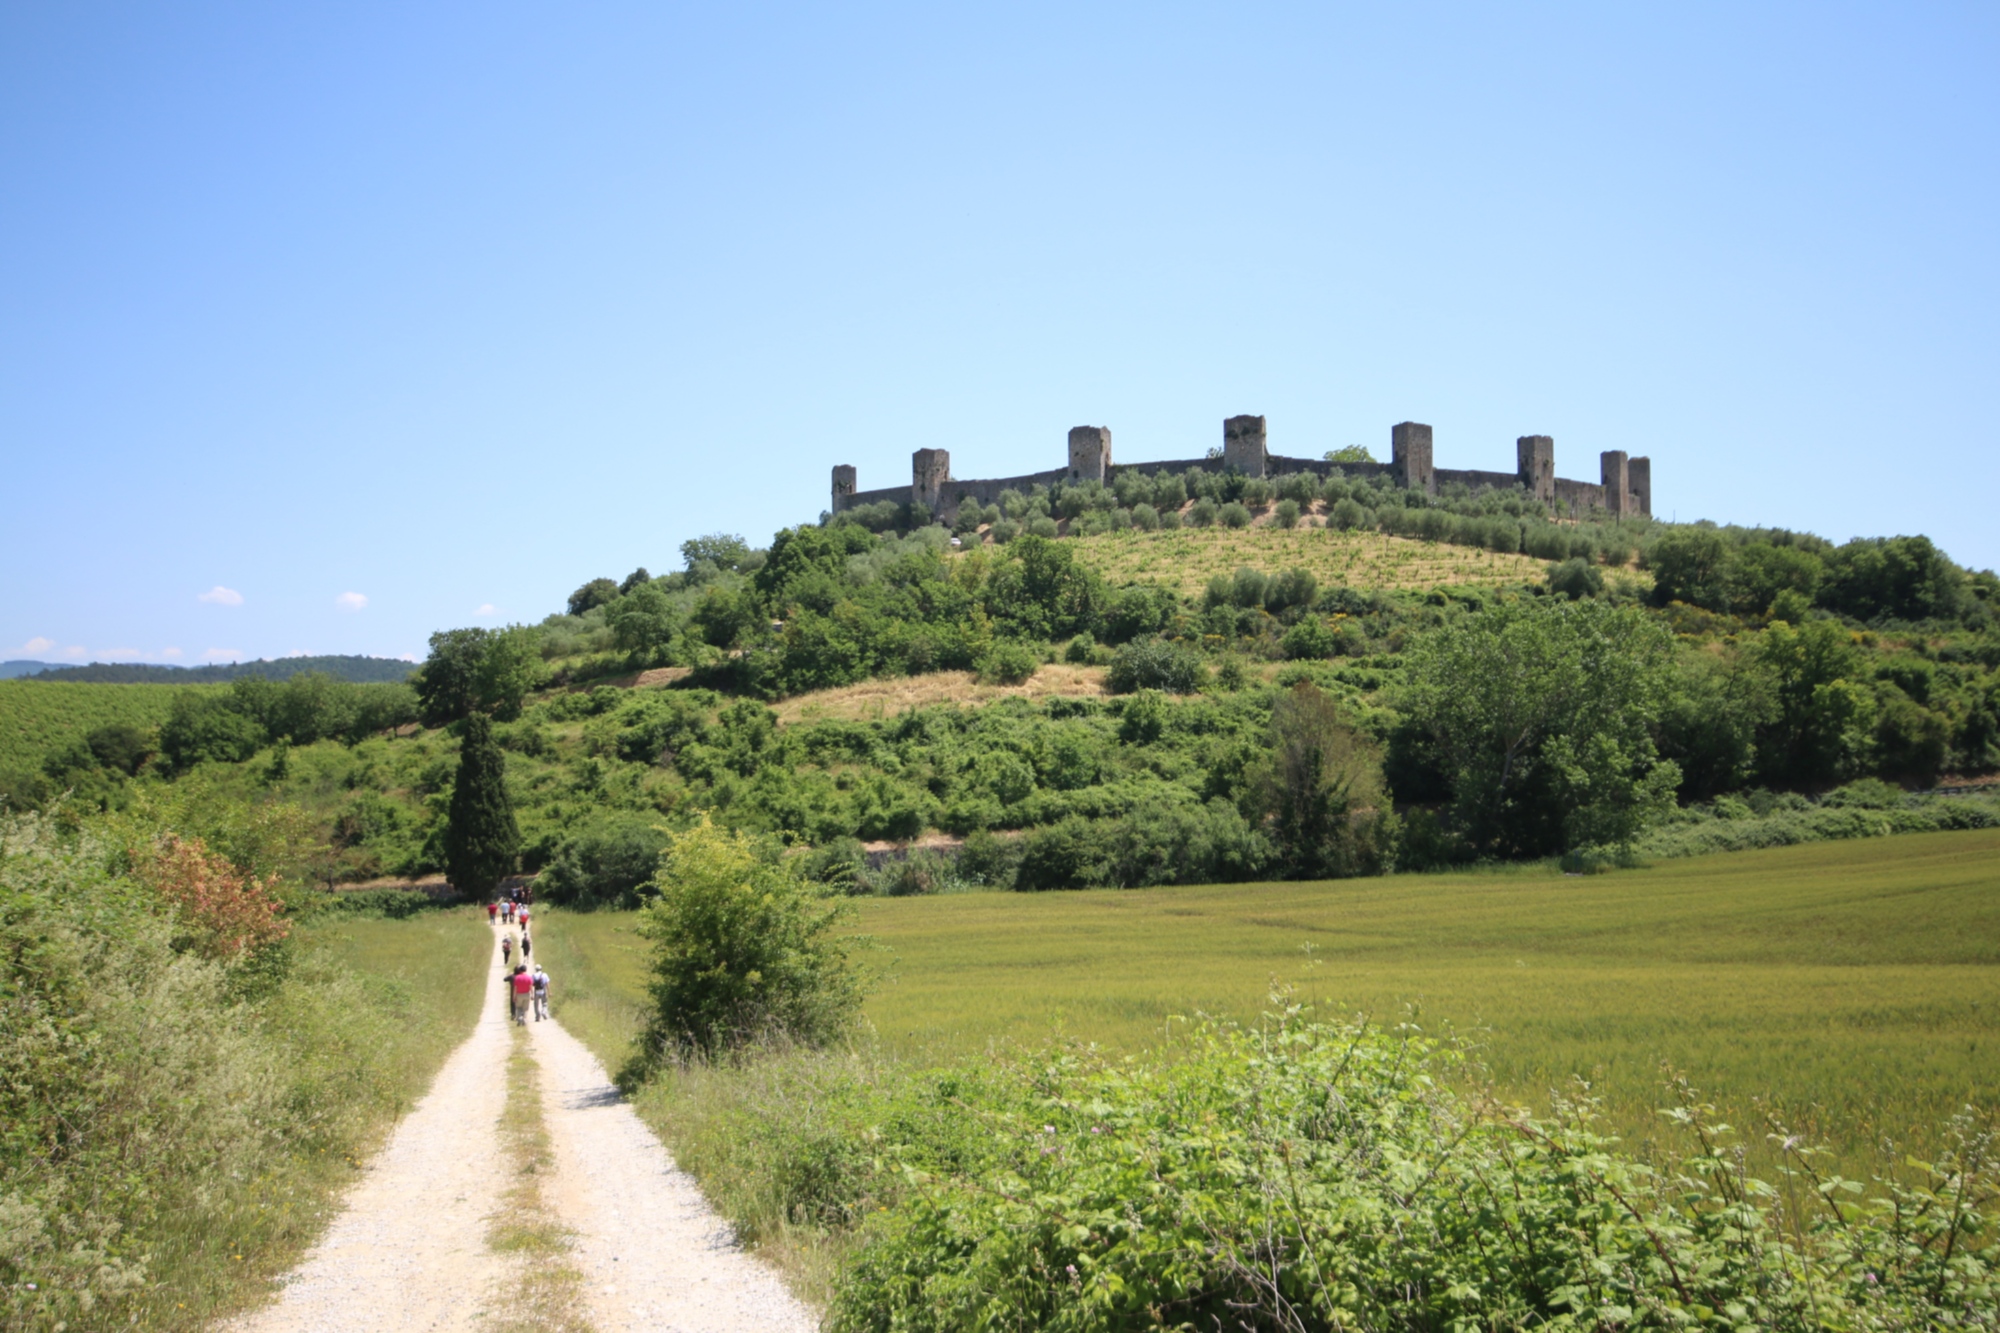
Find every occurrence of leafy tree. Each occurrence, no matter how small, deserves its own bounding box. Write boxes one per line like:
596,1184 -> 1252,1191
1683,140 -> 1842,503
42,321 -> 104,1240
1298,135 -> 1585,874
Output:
1656,647 -> 1772,800
619,567 -> 652,594
985,535 -> 1104,641
159,695 -> 267,772
1401,600 -> 1681,855
442,713 -> 520,898
567,577 -> 622,616
1325,444 -> 1377,463
607,582 -> 688,661
1821,535 -> 1967,623
1646,526 -> 1730,609
535,817 -> 668,908
1726,542 -> 1823,616
414,627 -> 547,725
1251,682 -> 1396,878
629,817 -> 864,1064
85,724 -> 153,776
1753,618 -> 1877,787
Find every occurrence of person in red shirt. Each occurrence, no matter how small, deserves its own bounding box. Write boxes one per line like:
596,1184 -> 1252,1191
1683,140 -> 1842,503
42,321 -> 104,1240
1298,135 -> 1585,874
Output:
517,907 -> 529,930
487,902 -> 499,924
509,964 -> 533,1025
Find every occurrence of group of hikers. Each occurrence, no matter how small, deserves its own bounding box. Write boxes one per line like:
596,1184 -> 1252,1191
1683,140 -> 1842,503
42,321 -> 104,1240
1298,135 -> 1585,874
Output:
488,891 -> 550,1025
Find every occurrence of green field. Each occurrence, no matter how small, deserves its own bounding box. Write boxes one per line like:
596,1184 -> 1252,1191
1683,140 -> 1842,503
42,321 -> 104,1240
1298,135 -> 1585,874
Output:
0,679 -> 216,773
536,829 -> 2000,1165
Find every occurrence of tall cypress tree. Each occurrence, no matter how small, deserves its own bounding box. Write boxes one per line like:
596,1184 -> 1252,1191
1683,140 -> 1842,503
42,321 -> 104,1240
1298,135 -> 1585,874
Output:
444,712 -> 520,898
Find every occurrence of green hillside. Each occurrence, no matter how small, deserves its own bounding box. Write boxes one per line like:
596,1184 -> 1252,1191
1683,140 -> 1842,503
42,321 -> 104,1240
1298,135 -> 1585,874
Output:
0,680 -> 217,775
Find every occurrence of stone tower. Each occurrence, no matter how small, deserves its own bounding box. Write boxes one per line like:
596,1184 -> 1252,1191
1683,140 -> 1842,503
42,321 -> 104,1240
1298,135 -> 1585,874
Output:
1516,436 -> 1555,506
1601,451 -> 1630,519
912,448 -> 951,515
1223,415 -> 1268,478
1067,426 -> 1112,483
831,464 -> 857,513
1628,456 -> 1652,518
1392,422 -> 1435,496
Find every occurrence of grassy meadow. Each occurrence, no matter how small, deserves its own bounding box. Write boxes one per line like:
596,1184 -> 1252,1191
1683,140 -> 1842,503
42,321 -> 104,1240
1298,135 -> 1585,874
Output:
1060,524 -> 1624,597
536,829 -> 2000,1167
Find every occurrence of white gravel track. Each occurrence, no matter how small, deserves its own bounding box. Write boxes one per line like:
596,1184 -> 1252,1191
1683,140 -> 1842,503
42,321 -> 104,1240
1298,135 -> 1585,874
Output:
226,932 -> 515,1332
526,1008 -> 817,1332
225,923 -> 815,1332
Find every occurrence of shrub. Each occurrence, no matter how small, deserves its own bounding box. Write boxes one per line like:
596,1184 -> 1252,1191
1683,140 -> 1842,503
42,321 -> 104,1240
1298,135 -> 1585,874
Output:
132,832 -> 291,958
1273,498 -> 1301,528
1186,499 -> 1217,527
1062,633 -> 1096,664
827,1012 -> 2000,1332
535,817 -> 670,908
1026,515 -> 1059,540
1330,497 -> 1368,530
1106,637 -> 1206,695
1130,502 -> 1159,530
1280,618 -> 1337,660
1547,556 -> 1604,600
628,818 -> 865,1067
976,641 -> 1040,685
1218,501 -> 1253,528
988,518 -> 1020,544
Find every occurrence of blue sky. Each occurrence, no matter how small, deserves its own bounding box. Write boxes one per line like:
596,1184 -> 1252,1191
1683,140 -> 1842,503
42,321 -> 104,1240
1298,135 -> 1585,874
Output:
3,2 -> 1995,665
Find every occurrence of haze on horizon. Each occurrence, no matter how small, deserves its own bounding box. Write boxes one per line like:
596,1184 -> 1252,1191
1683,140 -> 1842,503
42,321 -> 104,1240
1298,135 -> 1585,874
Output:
3,2 -> 1995,665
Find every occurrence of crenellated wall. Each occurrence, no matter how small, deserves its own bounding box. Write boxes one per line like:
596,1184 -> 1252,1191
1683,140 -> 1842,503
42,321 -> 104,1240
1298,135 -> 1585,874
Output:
831,418 -> 1651,522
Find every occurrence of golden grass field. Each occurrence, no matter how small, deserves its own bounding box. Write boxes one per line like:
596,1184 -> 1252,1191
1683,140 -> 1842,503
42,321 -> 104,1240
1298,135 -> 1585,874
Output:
770,662 -> 1109,724
533,828 -> 2000,1165
1060,524 -> 1655,598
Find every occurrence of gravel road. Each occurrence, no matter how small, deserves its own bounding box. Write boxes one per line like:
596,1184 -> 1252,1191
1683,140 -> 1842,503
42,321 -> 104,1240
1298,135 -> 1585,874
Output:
227,925 -> 815,1331
227,933 -> 515,1332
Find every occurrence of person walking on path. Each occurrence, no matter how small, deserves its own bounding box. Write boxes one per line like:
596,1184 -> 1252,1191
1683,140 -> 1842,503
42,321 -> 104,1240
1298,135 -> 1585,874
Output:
520,932 -> 532,963
487,901 -> 498,924
531,965 -> 550,1021
518,906 -> 530,931
509,964 -> 533,1025
501,934 -> 513,966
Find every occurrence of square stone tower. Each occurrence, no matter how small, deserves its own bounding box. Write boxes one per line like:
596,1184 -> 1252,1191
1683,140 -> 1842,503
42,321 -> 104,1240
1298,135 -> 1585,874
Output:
1628,456 -> 1651,517
1392,422 -> 1435,496
912,449 -> 951,514
1223,415 -> 1267,477
1067,426 -> 1112,483
1601,451 -> 1630,519
831,464 -> 857,513
1516,436 -> 1555,505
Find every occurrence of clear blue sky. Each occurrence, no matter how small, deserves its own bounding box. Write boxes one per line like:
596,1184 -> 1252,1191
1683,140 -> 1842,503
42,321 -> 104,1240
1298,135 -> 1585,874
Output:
3,2 -> 1995,664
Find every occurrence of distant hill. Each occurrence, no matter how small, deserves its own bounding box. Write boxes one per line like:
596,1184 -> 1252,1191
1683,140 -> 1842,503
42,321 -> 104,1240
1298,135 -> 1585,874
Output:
28,655 -> 417,685
0,661 -> 61,679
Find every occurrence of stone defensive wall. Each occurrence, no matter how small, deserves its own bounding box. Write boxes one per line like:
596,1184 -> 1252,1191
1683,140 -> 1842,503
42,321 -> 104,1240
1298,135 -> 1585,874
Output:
832,416 -> 1651,523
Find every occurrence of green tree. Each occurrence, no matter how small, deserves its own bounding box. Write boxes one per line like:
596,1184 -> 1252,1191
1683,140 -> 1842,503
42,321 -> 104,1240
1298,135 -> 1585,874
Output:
1821,535 -> 1967,623
629,818 -> 864,1066
1753,618 -> 1877,786
1401,600 -> 1681,855
442,713 -> 520,898
606,582 -> 687,662
567,577 -> 622,616
1251,682 -> 1396,878
1325,444 -> 1377,463
414,627 -> 546,725
158,695 -> 267,772
1647,526 -> 1731,609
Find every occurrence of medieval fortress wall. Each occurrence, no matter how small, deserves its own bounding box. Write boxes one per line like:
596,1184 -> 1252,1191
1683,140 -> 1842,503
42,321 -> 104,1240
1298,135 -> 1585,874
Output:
831,416 -> 1652,524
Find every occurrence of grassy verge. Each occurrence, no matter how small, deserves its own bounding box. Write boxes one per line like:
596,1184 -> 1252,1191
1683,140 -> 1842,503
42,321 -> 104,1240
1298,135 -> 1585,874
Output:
482,1026 -> 590,1332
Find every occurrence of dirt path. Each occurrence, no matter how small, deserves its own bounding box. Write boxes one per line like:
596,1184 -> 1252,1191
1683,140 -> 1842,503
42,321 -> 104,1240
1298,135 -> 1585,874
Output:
227,934 -> 516,1331
228,926 -> 814,1332
527,1014 -> 816,1332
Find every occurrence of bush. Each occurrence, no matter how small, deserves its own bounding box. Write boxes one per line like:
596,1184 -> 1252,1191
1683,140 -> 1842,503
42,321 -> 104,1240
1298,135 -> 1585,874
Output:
1273,498 -> 1301,528
1547,556 -> 1604,600
1218,501 -> 1253,528
1063,633 -> 1096,664
1186,499 -> 1217,527
827,1014 -> 2000,1333
1026,515 -> 1059,540
1130,502 -> 1159,530
976,641 -> 1040,685
535,818 -> 670,908
1280,618 -> 1337,660
1106,637 -> 1206,695
628,819 -> 865,1067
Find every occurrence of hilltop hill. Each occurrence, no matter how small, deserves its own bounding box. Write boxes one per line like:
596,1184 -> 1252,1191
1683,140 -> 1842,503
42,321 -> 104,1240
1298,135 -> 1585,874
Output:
0,660 -> 59,679
28,654 -> 415,684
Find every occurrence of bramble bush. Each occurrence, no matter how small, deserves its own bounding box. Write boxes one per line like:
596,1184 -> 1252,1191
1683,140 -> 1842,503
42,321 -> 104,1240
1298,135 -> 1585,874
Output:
819,1008 -> 1997,1332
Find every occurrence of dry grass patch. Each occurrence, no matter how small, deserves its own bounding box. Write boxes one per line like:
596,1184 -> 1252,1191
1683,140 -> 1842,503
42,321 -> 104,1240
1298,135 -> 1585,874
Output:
483,1026 -> 592,1333
772,664 -> 1108,725
1065,525 -> 1552,595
